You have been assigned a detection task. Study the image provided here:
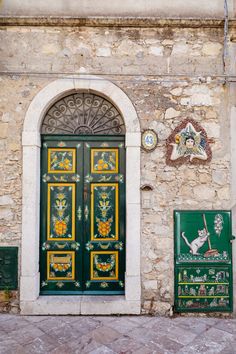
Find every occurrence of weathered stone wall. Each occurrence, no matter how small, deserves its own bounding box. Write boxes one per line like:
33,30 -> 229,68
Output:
0,24 -> 232,314
139,81 -> 230,314
0,26 -> 225,75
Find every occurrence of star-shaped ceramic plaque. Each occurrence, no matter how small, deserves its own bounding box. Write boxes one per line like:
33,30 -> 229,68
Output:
166,119 -> 212,166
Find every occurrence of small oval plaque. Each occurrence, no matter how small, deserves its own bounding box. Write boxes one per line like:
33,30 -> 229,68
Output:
141,129 -> 158,152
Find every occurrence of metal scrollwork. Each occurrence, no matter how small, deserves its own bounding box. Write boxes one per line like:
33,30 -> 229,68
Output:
41,93 -> 125,135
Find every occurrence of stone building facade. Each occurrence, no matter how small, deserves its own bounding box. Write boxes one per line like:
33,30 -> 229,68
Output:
0,1 -> 236,315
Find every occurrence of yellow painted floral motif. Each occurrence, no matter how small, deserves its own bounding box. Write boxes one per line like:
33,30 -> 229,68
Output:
94,254 -> 115,273
58,158 -> 71,170
50,254 -> 72,273
54,220 -> 67,236
97,219 -> 112,237
95,190 -> 114,238
92,150 -> 118,173
52,262 -> 70,272
95,153 -> 116,171
49,149 -> 75,173
47,251 -> 75,280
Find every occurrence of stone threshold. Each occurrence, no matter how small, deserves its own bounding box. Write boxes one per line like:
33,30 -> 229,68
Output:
0,16 -> 233,28
20,296 -> 141,315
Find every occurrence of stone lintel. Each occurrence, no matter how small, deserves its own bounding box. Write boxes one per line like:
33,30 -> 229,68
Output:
0,16 -> 231,29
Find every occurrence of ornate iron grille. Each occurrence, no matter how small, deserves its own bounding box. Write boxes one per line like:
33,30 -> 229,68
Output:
41,93 -> 125,135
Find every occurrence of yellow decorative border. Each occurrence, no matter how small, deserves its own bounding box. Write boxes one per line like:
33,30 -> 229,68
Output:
91,148 -> 118,174
91,183 -> 119,241
47,251 -> 75,280
48,148 -> 76,173
47,183 -> 75,241
90,251 -> 118,281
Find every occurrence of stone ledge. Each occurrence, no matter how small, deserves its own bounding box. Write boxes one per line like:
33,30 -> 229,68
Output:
20,296 -> 141,315
0,16 -> 230,28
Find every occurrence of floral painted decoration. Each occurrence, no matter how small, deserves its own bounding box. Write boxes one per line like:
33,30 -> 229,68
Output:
95,190 -> 114,238
94,254 -> 116,273
52,192 -> 70,237
214,214 -> 224,237
166,119 -> 212,166
50,151 -> 73,171
93,150 -> 117,173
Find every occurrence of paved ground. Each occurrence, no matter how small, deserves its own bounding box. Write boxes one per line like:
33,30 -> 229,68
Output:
0,314 -> 235,354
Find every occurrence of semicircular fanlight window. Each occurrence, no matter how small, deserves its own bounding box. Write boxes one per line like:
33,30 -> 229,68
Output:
41,92 -> 125,135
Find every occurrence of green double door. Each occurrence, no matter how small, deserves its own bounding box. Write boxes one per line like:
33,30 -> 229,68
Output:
40,136 -> 125,294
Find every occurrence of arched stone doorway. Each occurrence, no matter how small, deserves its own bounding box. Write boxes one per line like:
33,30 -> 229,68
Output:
40,92 -> 126,295
21,76 -> 141,314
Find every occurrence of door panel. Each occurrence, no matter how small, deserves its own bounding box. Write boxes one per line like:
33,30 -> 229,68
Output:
40,136 -> 125,294
84,141 -> 125,293
40,139 -> 83,293
47,183 -> 76,241
91,183 -> 119,241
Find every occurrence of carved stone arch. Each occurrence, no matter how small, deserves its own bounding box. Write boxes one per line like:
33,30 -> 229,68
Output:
21,75 -> 141,315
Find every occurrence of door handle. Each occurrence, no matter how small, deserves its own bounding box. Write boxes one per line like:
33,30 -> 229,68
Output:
230,235 -> 235,243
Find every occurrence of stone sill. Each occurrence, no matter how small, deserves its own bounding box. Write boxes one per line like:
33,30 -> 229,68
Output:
20,296 -> 141,315
1,16 -> 234,28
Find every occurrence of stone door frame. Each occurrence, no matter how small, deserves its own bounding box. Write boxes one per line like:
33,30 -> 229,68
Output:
20,75 -> 141,314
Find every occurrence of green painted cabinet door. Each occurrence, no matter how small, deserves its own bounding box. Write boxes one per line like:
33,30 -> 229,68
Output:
40,136 -> 125,294
174,210 -> 233,312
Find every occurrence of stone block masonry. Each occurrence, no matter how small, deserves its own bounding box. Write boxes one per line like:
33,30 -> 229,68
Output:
0,23 -> 234,314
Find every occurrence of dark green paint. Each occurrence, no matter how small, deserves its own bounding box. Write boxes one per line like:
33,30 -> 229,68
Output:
174,210 -> 233,312
0,247 -> 18,290
83,140 -> 125,293
40,135 -> 125,295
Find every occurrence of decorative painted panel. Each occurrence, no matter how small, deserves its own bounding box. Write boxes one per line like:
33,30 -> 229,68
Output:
91,251 -> 118,280
47,183 -> 75,241
175,211 -> 231,263
91,149 -> 118,174
91,183 -> 119,241
47,251 -> 75,280
177,266 -> 231,311
174,210 -> 233,312
83,139 -> 125,293
48,148 -> 76,173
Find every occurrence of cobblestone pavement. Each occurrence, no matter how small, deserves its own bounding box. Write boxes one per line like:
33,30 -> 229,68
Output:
0,314 -> 235,354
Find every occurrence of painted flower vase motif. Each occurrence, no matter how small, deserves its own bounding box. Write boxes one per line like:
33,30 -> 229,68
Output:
51,190 -> 71,238
95,189 -> 115,239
